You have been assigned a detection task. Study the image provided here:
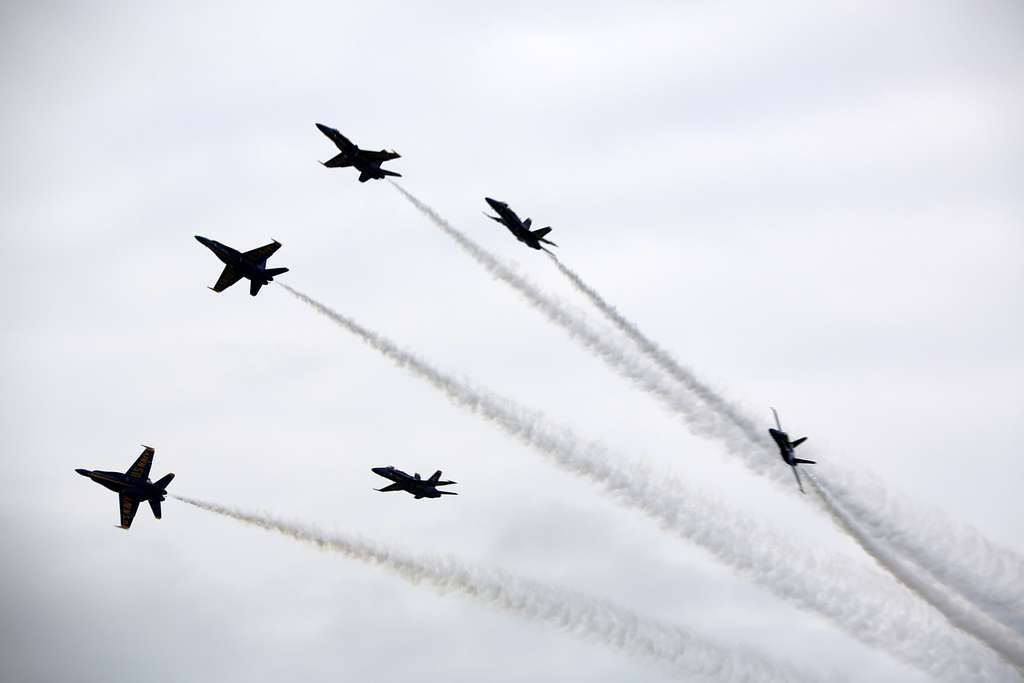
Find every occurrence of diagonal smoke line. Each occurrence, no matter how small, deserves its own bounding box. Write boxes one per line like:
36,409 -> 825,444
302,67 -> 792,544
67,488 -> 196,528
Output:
543,248 -> 1024,637
174,494 -> 814,683
276,281 -> 1017,681
387,182 -> 1024,639
807,472 -> 1024,674
388,182 -> 782,480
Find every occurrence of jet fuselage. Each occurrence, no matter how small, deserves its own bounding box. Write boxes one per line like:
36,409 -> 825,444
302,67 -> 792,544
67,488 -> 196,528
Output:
371,466 -> 456,499
769,428 -> 797,466
76,468 -> 169,502
195,236 -> 275,285
484,197 -> 555,250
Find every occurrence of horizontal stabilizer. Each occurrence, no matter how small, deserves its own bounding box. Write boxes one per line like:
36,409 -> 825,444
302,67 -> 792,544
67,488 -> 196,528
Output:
379,169 -> 402,178
789,437 -> 807,448
264,267 -> 289,278
439,491 -> 458,495
532,227 -> 553,239
794,458 -> 816,465
154,473 -> 175,490
149,499 -> 162,519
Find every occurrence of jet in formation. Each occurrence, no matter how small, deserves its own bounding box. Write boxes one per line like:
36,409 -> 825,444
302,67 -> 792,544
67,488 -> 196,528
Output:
316,123 -> 401,182
195,236 -> 288,296
768,408 -> 815,493
481,198 -> 557,249
484,197 -> 557,250
76,446 -> 175,529
371,466 -> 457,499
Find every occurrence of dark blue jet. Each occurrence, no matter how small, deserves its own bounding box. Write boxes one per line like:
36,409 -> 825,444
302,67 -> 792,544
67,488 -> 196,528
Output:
195,236 -> 288,296
315,123 -> 401,182
484,198 -> 557,250
768,408 -> 815,494
371,466 -> 457,499
76,446 -> 174,529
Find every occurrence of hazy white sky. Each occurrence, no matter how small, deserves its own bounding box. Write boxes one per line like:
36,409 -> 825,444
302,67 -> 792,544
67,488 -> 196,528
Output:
2,1 -> 1022,681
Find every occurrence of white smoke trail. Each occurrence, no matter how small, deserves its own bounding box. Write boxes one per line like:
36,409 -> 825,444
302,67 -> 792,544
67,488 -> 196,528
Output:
388,182 -> 775,477
807,472 -> 1024,673
543,250 -> 1024,636
277,282 -> 1019,681
391,182 -> 1024,636
174,494 -> 812,683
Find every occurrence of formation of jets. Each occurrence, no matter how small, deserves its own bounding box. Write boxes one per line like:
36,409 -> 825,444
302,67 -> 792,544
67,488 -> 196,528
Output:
78,122 -> 819,528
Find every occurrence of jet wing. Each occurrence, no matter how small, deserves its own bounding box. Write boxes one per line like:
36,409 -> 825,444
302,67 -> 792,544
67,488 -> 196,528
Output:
119,493 -> 140,529
211,265 -> 244,292
243,241 -> 281,264
360,149 -> 400,162
125,446 -> 154,481
318,125 -> 357,153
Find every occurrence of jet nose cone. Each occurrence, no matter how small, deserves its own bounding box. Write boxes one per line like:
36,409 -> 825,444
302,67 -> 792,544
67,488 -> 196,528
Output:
371,467 -> 386,475
194,235 -> 209,245
315,123 -> 332,134
75,468 -> 90,476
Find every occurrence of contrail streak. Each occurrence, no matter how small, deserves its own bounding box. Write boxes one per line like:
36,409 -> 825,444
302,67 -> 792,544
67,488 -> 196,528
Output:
174,494 -> 812,683
390,182 -> 1024,637
276,282 -> 1017,681
543,250 -> 1024,637
808,472 -> 1024,673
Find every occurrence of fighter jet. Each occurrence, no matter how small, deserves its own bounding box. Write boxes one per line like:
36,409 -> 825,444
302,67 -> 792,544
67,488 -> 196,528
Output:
315,123 -> 401,182
75,446 -> 174,529
371,466 -> 457,499
195,235 -> 288,296
483,197 -> 557,250
768,408 -> 815,494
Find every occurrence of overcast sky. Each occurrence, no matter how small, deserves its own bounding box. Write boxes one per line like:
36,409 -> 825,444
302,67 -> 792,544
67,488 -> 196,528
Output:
2,1 -> 1022,681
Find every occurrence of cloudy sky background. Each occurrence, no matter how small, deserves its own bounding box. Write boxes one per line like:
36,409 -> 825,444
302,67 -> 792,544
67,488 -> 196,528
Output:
2,1 -> 1022,681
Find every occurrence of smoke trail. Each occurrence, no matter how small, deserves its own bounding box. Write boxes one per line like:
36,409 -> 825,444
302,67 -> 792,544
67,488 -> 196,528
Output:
389,182 -> 778,479
807,472 -> 1024,673
175,494 -> 812,683
390,182 -> 1024,636
543,252 -> 1024,635
276,282 -> 1018,681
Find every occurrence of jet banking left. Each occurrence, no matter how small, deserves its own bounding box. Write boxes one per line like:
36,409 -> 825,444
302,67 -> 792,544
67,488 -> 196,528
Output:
76,446 -> 174,529
315,123 -> 401,183
195,236 -> 288,296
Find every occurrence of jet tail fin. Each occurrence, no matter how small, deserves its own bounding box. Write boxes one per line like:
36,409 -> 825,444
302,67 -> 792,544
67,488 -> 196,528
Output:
264,267 -> 289,279
149,499 -> 162,519
428,470 -> 442,484
790,437 -> 808,448
794,458 -> 816,465
438,491 -> 458,496
379,169 -> 402,178
154,473 -> 175,490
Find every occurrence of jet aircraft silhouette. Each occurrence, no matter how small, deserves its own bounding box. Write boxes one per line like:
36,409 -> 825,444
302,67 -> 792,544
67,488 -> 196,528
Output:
371,466 -> 457,499
768,408 -> 815,494
195,235 -> 288,296
76,446 -> 174,529
483,197 -> 557,250
315,123 -> 401,182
